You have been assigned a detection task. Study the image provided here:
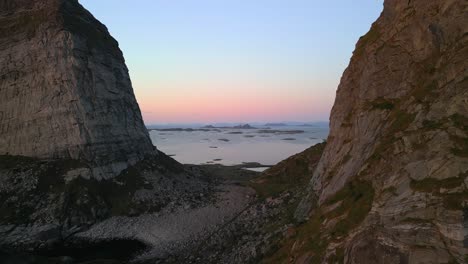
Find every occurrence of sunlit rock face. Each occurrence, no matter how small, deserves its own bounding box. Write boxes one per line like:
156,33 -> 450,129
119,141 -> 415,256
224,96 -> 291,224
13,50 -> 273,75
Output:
293,0 -> 467,262
0,0 -> 155,178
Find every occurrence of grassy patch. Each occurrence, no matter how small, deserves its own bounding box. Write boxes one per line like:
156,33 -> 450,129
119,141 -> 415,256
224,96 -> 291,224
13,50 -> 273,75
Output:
410,177 -> 467,211
354,23 -> 381,58
0,157 -> 90,224
0,155 -> 165,224
0,10 -> 48,39
0,155 -> 38,170
365,107 -> 416,164
402,217 -> 433,225
411,80 -> 438,103
442,193 -> 467,211
389,111 -> 416,133
343,154 -> 352,164
249,143 -> 325,199
450,114 -> 468,131
324,181 -> 375,238
410,177 -> 465,193
382,186 -> 398,196
447,112 -> 468,158
328,247 -> 345,264
341,111 -> 354,128
262,180 -> 374,263
422,120 -> 444,130
366,98 -> 396,111
450,135 -> 468,157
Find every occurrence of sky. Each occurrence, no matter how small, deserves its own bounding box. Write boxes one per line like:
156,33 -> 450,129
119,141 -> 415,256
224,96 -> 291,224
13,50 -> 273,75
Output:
79,0 -> 383,124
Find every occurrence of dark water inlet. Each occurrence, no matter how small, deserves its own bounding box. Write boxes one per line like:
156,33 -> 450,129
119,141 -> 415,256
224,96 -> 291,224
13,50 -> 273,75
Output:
0,238 -> 148,264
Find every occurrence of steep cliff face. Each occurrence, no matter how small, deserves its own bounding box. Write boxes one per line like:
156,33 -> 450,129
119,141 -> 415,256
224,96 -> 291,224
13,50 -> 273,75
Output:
0,0 -> 215,251
285,0 -> 467,263
0,0 -> 154,178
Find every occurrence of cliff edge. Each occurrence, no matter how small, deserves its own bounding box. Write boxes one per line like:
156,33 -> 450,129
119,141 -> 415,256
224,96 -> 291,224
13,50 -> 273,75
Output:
274,0 -> 467,263
0,0 -> 155,178
0,0 -> 214,252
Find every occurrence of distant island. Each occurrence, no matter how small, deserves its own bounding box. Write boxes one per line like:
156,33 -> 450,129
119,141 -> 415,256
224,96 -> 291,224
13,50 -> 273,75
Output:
264,123 -> 287,126
149,128 -> 216,132
202,124 -> 258,129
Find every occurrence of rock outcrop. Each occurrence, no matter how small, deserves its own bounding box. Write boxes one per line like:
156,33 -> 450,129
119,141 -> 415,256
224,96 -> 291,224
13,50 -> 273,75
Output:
0,0 -> 155,178
273,0 -> 467,263
0,0 -> 214,253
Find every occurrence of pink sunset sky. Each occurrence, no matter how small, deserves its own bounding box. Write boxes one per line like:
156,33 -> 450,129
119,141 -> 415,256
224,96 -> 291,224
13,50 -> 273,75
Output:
81,0 -> 383,124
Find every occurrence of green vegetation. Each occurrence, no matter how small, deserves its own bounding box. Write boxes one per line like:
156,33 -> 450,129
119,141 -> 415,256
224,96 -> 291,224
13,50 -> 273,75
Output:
0,156 -> 88,223
382,186 -> 398,196
0,11 -> 47,39
325,181 -> 375,238
422,120 -> 444,130
442,193 -> 467,211
450,113 -> 468,131
0,155 -> 164,224
328,247 -> 345,264
341,111 -> 354,128
249,143 -> 326,199
389,111 -> 416,133
411,80 -> 438,103
447,114 -> 468,157
450,135 -> 468,157
343,154 -> 352,163
410,177 -> 465,193
401,217 -> 433,225
410,176 -> 467,211
0,155 -> 37,170
354,23 -> 381,57
262,180 -> 374,263
366,98 -> 396,111
365,107 -> 417,164
64,161 -> 157,216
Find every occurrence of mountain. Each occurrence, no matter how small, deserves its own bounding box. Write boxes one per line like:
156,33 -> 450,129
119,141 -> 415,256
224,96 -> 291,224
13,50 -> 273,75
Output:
284,0 -> 467,262
0,0 -> 154,179
0,0 -> 212,252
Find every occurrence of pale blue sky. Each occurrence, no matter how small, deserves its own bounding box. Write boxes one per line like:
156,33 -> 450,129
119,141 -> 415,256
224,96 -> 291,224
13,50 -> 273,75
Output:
79,0 -> 383,124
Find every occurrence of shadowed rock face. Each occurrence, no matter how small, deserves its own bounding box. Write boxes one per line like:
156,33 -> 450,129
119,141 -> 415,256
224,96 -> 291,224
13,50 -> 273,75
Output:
0,0 -> 218,256
292,0 -> 467,263
0,0 -> 154,178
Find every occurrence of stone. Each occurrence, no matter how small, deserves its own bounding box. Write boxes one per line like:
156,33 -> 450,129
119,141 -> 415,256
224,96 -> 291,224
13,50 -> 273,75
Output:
293,0 -> 468,262
0,0 -> 155,179
0,0 -> 214,252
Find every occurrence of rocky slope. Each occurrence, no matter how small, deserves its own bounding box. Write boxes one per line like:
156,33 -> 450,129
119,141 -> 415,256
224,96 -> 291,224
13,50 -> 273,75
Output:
282,0 -> 467,263
155,1 -> 468,261
0,0 -> 154,178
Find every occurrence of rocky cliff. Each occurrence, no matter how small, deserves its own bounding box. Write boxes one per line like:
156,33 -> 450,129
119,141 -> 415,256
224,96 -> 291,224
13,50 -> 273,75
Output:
0,0 -> 214,252
0,0 -> 155,178
267,0 -> 467,263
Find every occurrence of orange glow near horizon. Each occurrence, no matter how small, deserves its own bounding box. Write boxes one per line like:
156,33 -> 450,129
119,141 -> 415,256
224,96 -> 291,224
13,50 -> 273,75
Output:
80,0 -> 385,125
135,80 -> 335,124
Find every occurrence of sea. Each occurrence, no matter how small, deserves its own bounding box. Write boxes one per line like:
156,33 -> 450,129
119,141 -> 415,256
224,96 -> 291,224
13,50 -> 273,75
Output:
148,123 -> 329,170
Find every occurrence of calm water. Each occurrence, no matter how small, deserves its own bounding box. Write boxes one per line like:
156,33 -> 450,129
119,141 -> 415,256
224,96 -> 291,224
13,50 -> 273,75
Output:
149,125 -> 328,166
